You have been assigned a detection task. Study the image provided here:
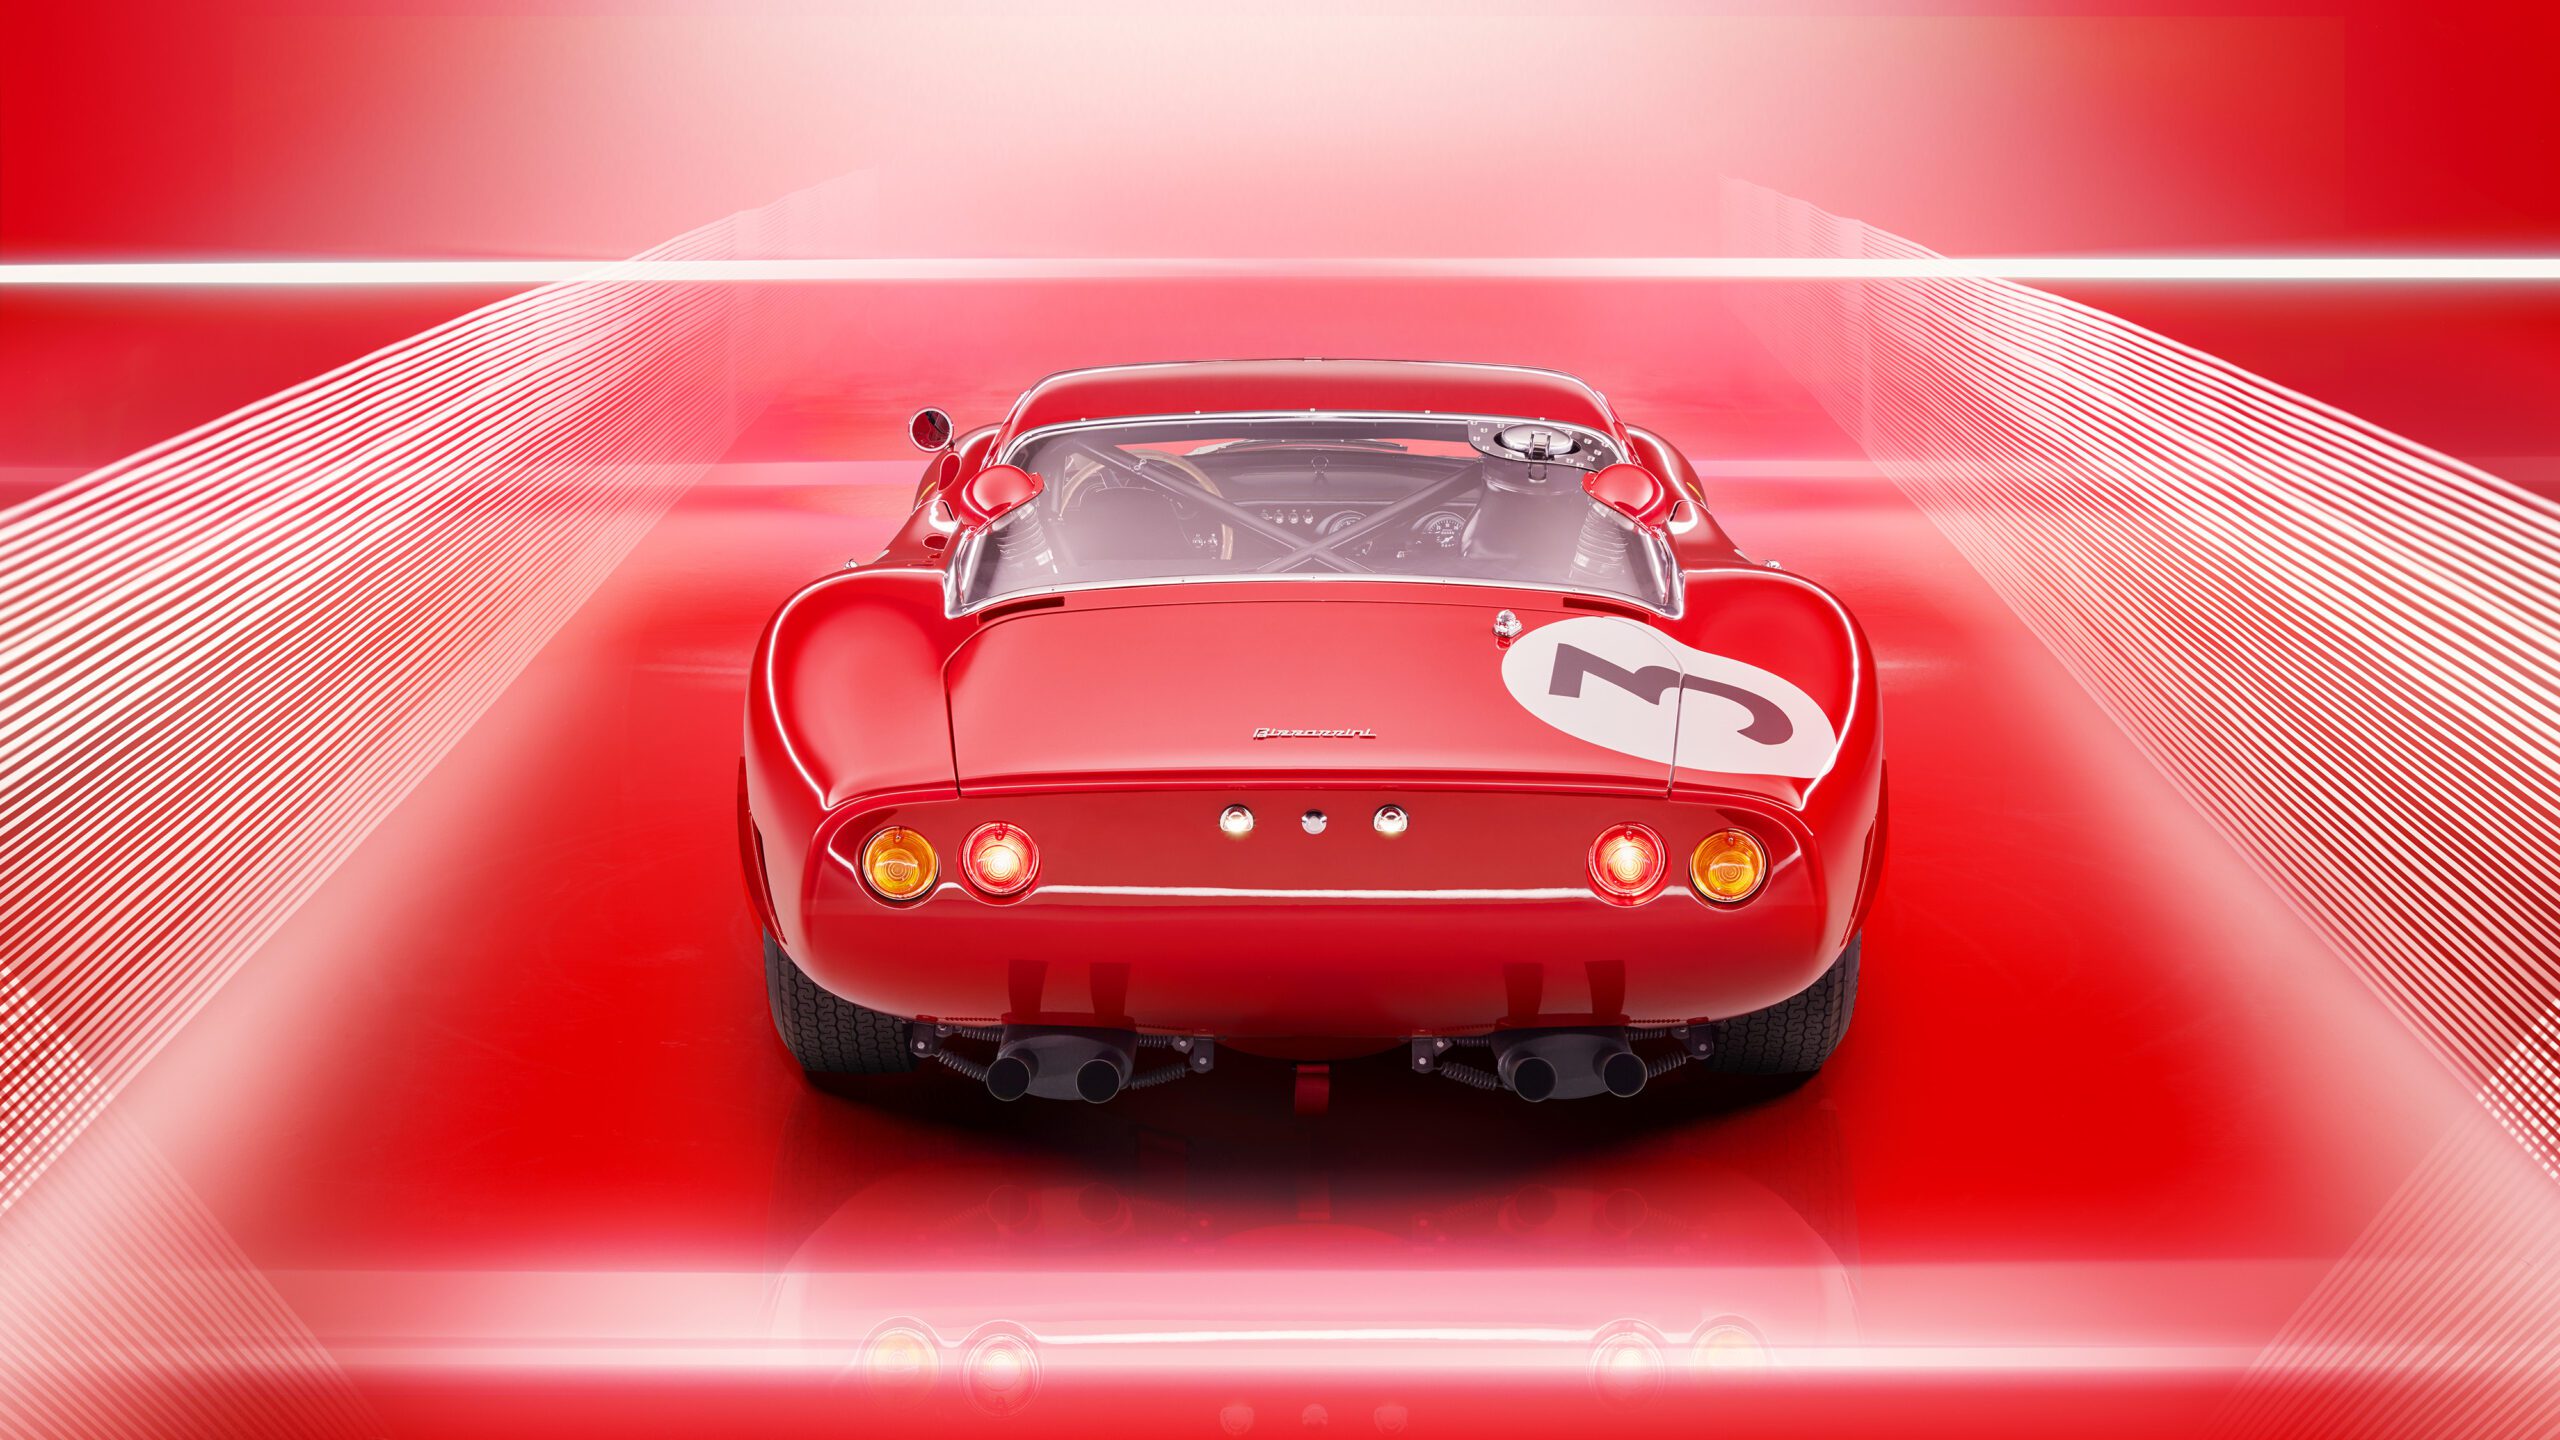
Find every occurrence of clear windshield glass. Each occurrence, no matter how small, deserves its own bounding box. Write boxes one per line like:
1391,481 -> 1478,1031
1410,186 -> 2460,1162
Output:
950,415 -> 1677,612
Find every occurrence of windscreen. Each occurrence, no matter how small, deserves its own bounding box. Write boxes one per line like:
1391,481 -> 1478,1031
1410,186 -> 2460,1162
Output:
950,415 -> 1678,612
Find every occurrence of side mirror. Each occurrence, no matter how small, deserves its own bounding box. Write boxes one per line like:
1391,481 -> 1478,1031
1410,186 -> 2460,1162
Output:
1583,463 -> 1673,526
956,464 -> 1043,524
908,407 -> 955,452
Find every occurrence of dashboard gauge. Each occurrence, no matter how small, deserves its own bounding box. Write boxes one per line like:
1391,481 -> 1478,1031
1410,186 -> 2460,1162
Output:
1319,510 -> 1367,536
1415,510 -> 1466,548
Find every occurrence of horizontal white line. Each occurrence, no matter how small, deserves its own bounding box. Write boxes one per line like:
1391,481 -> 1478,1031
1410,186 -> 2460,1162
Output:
1034,884 -> 1594,901
299,1340 -> 2269,1376
12,256 -> 2560,286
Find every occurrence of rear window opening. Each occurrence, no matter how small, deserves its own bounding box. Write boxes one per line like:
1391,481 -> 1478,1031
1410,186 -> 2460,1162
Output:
949,414 -> 1678,614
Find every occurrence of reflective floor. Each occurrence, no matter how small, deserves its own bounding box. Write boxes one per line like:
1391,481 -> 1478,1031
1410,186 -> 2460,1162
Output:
97,288 -> 2537,1436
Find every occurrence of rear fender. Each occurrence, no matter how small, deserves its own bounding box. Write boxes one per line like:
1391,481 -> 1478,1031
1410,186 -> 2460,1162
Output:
744,566 -> 970,947
1659,567 -> 1883,953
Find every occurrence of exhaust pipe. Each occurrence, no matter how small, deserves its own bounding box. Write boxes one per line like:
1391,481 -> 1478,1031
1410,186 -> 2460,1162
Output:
983,1025 -> 1137,1103
1488,1029 -> 1649,1102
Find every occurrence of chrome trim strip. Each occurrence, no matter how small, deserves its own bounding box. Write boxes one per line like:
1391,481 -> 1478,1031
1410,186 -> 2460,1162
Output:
1001,360 -> 1620,442
998,410 -> 1619,467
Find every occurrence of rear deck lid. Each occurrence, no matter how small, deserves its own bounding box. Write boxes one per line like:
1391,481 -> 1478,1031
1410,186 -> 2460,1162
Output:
945,594 -> 1685,790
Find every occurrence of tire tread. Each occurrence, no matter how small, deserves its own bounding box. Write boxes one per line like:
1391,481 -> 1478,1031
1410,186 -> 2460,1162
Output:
764,932 -> 917,1075
1705,934 -> 1860,1075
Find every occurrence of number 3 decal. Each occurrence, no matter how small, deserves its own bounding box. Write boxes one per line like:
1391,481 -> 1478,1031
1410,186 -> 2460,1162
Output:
1500,615 -> 1839,779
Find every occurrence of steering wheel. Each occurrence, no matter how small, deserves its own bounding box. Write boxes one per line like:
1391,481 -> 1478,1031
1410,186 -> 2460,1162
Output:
1059,438 -> 1362,572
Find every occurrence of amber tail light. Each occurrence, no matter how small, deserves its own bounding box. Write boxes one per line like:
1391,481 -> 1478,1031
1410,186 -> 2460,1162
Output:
1690,828 -> 1768,904
859,826 -> 938,902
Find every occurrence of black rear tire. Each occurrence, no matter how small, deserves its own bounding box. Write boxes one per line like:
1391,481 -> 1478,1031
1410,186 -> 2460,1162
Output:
764,931 -> 917,1075
1705,934 -> 1860,1075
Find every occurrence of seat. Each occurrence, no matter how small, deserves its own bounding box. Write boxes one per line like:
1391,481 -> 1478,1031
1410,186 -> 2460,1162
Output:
1064,484 -> 1194,562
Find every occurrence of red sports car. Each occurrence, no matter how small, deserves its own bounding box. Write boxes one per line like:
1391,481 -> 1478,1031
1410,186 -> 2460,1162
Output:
741,361 -> 1884,1104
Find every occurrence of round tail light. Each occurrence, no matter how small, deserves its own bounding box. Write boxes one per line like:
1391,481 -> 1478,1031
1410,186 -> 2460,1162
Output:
1689,1320 -> 1770,1372
1590,1330 -> 1664,1403
1588,824 -> 1667,902
962,1332 -> 1040,1416
1690,828 -> 1768,904
859,826 -> 937,902
860,1322 -> 939,1404
963,822 -> 1039,896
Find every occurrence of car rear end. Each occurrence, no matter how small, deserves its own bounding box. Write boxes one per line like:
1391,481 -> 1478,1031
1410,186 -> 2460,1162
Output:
798,782 -> 1835,1039
763,584 -> 1878,1043
743,376 -> 1883,1097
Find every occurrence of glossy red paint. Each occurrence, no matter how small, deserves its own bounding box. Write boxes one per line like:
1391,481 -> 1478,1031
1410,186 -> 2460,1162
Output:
1584,463 -> 1676,526
947,594 -> 1673,788
742,363 -> 1884,1044
952,462 -> 1041,524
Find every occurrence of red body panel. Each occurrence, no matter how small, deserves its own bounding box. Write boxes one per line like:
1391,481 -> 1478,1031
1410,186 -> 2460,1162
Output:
946,594 -> 1673,791
742,362 -> 1884,1040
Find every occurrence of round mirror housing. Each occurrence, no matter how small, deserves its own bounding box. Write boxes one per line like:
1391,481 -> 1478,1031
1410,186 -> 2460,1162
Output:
958,463 -> 1044,523
1583,462 -> 1673,526
908,407 -> 955,452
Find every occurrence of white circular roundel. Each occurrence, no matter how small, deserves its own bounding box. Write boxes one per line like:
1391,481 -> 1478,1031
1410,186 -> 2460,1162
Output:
1499,615 -> 1839,779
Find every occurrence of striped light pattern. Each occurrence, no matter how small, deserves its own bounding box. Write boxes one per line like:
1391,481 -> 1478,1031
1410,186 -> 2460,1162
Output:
1726,180 -> 2560,1436
2212,1124 -> 2560,1439
1724,179 -> 2560,1176
0,1116 -> 373,1437
0,177 -> 862,1219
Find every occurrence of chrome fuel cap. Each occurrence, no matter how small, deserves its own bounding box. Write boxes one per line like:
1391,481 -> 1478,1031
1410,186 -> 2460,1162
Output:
1495,423 -> 1578,461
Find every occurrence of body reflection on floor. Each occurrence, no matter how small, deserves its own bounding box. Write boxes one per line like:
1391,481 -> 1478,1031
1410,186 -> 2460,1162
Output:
768,1056 -> 1857,1416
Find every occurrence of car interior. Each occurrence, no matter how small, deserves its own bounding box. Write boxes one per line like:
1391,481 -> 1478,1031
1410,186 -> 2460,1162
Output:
954,415 -> 1678,611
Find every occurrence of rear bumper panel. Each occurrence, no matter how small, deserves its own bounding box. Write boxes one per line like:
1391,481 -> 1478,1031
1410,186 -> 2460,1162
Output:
781,787 -> 1858,1036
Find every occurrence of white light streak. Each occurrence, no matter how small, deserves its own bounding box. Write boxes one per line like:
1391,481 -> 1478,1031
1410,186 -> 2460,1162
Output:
11,256 -> 2560,286
302,1340 -> 2270,1377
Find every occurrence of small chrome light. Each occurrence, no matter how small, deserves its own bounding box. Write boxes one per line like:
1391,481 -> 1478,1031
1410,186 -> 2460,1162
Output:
1218,804 -> 1255,838
1492,609 -> 1523,642
1373,804 -> 1409,836
1301,809 -> 1328,835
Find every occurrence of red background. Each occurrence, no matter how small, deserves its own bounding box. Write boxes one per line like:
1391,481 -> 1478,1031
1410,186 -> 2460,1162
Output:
7,4 -> 2557,1435
7,0 -> 2559,478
